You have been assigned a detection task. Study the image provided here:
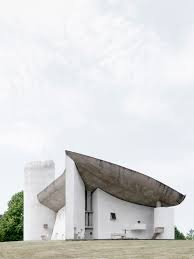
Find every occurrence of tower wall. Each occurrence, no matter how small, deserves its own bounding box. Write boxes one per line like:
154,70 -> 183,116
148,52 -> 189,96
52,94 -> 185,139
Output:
154,207 -> 174,239
24,161 -> 56,240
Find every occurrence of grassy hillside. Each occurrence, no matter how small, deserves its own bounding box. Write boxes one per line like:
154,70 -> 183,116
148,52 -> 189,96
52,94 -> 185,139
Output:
0,240 -> 194,259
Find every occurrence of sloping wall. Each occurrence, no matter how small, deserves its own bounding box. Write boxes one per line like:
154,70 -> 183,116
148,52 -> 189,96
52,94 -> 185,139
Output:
65,155 -> 85,239
51,207 -> 66,240
93,189 -> 154,239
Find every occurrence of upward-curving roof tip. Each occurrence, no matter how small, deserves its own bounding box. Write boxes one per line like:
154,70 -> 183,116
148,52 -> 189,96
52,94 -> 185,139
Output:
66,150 -> 185,208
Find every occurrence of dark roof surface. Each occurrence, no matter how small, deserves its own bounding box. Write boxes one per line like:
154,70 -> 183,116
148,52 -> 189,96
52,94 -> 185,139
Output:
66,150 -> 185,207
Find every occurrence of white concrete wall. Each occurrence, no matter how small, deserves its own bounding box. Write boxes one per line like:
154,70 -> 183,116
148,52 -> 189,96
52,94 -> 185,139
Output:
65,155 -> 85,239
92,189 -> 154,239
51,206 -> 66,240
154,207 -> 174,239
92,189 -> 99,239
24,161 -> 56,240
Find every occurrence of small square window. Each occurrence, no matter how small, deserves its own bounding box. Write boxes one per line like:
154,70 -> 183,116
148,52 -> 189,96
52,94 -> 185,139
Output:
43,224 -> 48,229
110,212 -> 116,220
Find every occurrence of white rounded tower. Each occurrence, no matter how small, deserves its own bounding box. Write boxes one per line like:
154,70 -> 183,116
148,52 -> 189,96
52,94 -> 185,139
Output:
24,160 -> 56,240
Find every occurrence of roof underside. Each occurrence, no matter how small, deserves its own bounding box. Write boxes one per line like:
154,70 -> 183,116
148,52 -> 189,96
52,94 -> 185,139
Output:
37,151 -> 185,211
66,151 -> 185,208
37,172 -> 65,212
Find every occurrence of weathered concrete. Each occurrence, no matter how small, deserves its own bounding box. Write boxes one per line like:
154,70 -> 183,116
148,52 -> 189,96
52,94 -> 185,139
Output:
66,151 -> 185,207
37,151 -> 185,211
37,172 -> 65,212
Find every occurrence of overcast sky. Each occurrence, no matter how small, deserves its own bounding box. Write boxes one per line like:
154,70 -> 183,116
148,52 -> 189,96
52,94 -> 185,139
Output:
0,0 -> 194,234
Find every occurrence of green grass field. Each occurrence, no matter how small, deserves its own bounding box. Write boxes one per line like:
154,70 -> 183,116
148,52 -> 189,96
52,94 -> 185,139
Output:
0,240 -> 194,259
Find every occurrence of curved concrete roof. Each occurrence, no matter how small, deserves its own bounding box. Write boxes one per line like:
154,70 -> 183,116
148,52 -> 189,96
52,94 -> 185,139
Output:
37,172 -> 65,212
38,151 -> 185,211
66,151 -> 185,208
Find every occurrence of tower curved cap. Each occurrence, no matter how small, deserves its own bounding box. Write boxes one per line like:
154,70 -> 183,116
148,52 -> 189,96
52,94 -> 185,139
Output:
66,150 -> 185,207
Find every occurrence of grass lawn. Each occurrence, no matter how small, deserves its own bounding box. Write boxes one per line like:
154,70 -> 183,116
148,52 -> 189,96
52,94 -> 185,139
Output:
0,240 -> 194,259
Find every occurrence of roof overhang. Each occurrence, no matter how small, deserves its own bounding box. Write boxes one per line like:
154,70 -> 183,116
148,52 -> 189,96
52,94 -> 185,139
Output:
37,172 -> 65,212
37,151 -> 185,211
66,151 -> 185,208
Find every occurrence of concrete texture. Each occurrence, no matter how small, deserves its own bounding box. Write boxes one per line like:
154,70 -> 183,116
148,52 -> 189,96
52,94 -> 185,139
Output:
24,152 -> 185,241
24,161 -> 56,241
1,240 -> 194,259
37,151 -> 185,211
154,207 -> 174,239
51,207 -> 66,240
66,151 -> 185,207
65,155 -> 85,240
92,188 -> 154,239
37,172 -> 65,212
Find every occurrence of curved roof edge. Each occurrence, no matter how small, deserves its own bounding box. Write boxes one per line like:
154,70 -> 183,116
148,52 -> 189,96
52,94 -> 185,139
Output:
66,150 -> 186,208
37,172 -> 65,212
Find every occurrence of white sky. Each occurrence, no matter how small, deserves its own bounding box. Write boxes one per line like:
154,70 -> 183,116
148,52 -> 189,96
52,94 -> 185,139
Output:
0,0 -> 194,234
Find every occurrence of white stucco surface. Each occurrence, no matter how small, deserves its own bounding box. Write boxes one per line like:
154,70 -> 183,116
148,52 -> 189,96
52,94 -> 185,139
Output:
92,189 -> 154,239
92,189 -> 99,239
24,161 -> 56,240
51,206 -> 66,240
24,156 -> 176,241
65,155 -> 85,239
154,207 -> 174,239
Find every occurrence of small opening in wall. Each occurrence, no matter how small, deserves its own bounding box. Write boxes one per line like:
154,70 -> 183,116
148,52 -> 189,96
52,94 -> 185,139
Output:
110,212 -> 116,220
137,220 -> 141,224
43,224 -> 48,229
